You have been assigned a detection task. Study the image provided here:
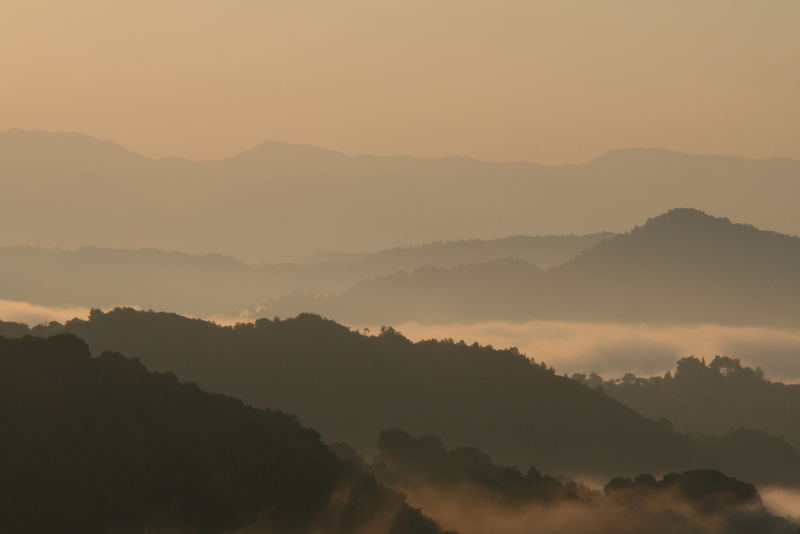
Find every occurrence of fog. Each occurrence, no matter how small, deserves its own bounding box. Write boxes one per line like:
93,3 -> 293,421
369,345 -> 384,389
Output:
385,475 -> 800,534
761,487 -> 800,522
387,320 -> 800,383
5,298 -> 800,383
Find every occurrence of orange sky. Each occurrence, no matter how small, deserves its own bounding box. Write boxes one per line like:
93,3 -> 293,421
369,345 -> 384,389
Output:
2,0 -> 798,163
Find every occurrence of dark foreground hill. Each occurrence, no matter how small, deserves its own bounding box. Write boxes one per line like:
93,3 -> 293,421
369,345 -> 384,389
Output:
5,309 -> 800,487
0,334 -> 447,534
268,209 -> 800,326
365,430 -> 798,534
574,356 -> 800,449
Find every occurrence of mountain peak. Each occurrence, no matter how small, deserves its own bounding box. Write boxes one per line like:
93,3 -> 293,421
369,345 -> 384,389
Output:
0,129 -> 145,161
630,208 -> 744,236
644,207 -> 725,226
225,139 -> 350,164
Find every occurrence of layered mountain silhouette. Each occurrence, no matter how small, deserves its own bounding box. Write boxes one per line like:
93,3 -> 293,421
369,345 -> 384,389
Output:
3,129 -> 799,262
269,209 -> 800,326
0,334 -> 448,534
0,232 -> 608,316
4,309 -> 800,487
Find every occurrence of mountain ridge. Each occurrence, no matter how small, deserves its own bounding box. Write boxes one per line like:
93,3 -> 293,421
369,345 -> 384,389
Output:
3,129 -> 800,262
3,308 -> 800,488
4,128 -> 799,166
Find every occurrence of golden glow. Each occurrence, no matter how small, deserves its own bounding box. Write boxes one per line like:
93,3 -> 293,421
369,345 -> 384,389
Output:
2,0 -> 798,163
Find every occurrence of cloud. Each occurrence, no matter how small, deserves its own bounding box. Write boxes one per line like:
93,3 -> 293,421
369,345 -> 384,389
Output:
385,320 -> 800,383
0,299 -> 90,325
399,483 -> 798,534
761,487 -> 800,522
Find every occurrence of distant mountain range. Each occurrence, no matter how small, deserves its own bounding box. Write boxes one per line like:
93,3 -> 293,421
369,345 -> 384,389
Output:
269,209 -> 800,326
2,128 -> 799,262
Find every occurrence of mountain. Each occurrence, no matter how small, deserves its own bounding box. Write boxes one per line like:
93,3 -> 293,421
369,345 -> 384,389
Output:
4,309 -> 800,487
547,208 -> 800,324
268,209 -> 800,326
2,129 -> 800,262
573,356 -> 800,449
0,232 -> 606,317
0,333 -> 447,534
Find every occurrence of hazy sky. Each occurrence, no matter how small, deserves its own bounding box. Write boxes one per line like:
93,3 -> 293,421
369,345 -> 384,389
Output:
3,0 -> 798,163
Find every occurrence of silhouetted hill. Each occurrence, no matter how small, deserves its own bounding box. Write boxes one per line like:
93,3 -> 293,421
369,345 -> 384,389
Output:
547,208 -> 800,324
0,334 -> 447,534
264,258 -> 546,323
367,430 -> 798,534
5,309 -> 800,486
269,209 -> 800,325
3,129 -> 799,262
573,356 -> 800,449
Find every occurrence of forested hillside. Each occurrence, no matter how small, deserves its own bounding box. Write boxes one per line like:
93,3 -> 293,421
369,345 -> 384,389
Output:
0,334 -> 447,534
5,309 -> 800,487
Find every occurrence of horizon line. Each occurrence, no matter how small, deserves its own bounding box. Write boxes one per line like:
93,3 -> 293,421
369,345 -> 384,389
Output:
3,127 -> 799,167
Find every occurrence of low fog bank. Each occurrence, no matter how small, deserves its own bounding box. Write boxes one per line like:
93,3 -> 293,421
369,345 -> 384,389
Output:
403,492 -> 797,534
386,320 -> 800,383
5,300 -> 800,383
367,430 -> 800,534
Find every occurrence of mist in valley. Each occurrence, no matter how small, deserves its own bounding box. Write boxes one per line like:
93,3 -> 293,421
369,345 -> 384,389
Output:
388,319 -> 800,383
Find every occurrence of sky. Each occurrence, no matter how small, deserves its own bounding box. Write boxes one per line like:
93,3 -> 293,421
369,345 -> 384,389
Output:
2,0 -> 799,163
